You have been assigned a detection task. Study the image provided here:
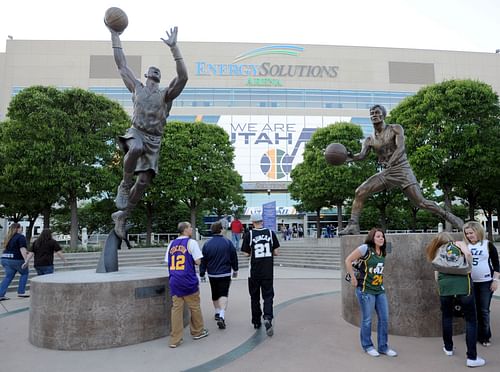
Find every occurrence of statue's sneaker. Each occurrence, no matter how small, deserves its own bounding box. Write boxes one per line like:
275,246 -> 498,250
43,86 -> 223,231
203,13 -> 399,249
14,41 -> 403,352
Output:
112,210 -> 128,239
338,222 -> 360,236
115,181 -> 133,210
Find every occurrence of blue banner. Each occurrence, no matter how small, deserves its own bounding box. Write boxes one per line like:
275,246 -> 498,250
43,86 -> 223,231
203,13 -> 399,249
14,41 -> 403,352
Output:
262,201 -> 277,231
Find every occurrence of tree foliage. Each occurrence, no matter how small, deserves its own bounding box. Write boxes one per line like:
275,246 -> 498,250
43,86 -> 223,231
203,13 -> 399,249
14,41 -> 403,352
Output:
159,121 -> 244,231
388,79 -> 500,229
0,86 -> 129,247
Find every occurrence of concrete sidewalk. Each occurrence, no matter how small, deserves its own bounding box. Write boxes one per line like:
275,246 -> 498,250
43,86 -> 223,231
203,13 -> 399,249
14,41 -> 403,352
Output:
1,267 -> 499,371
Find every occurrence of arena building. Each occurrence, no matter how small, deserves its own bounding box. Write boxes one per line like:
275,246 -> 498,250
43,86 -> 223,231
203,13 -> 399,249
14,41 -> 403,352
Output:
1,39 -> 499,232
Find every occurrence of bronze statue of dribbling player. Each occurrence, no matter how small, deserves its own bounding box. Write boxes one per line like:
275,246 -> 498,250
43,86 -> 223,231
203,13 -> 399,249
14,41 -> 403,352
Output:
107,24 -> 188,240
338,104 -> 464,235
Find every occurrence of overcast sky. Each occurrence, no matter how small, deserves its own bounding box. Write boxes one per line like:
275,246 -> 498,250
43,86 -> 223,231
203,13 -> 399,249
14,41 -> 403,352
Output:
1,0 -> 500,53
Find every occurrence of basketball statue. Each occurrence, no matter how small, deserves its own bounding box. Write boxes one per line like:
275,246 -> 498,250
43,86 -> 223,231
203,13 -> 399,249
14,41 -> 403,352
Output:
325,143 -> 348,166
337,104 -> 464,235
98,8 -> 188,272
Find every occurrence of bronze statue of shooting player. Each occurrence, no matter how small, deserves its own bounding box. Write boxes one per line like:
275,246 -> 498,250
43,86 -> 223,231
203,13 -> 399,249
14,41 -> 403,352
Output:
338,104 -> 464,235
106,17 -> 188,239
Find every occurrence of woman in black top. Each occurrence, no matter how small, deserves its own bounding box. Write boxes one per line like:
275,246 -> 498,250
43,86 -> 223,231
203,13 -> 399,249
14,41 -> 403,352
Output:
25,228 -> 66,275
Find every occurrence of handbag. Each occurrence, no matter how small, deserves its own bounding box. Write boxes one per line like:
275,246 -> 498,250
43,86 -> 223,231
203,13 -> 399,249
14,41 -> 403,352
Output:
431,241 -> 472,275
452,296 -> 464,318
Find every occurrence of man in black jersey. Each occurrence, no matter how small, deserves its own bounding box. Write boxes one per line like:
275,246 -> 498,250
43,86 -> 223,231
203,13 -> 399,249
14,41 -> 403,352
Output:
241,213 -> 280,336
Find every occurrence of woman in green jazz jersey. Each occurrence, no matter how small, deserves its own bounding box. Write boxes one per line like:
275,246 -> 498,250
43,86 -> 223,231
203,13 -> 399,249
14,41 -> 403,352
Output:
345,228 -> 397,358
426,232 -> 485,368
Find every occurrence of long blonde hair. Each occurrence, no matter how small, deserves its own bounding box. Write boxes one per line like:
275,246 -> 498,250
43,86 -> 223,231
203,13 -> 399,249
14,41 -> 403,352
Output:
463,221 -> 485,244
425,232 -> 453,262
3,222 -> 21,248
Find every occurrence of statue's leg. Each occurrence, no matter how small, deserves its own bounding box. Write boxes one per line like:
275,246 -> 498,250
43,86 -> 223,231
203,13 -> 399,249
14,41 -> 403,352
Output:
116,138 -> 143,210
128,171 -> 153,208
112,210 -> 129,239
112,172 -> 153,240
339,175 -> 386,235
403,185 -> 464,229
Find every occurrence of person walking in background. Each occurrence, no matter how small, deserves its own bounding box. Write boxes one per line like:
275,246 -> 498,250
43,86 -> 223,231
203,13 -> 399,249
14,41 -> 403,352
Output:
200,221 -> 239,330
463,221 -> 499,348
425,232 -> 485,368
281,225 -> 287,241
23,228 -> 66,275
344,228 -> 397,357
229,216 -> 243,249
0,223 -> 30,300
241,213 -> 280,336
165,221 -> 208,348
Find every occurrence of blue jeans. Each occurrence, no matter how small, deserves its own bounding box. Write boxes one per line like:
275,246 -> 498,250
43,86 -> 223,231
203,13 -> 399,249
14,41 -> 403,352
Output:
0,258 -> 29,296
440,293 -> 477,360
473,281 -> 493,343
356,287 -> 389,352
232,233 -> 241,249
35,265 -> 54,275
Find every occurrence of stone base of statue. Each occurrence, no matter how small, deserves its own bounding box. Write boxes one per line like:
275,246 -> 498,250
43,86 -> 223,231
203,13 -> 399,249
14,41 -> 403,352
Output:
29,267 -> 187,350
341,233 -> 464,337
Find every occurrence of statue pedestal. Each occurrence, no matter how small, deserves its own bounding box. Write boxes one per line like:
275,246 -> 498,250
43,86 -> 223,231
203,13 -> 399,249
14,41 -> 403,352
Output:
29,267 -> 186,350
341,233 -> 464,337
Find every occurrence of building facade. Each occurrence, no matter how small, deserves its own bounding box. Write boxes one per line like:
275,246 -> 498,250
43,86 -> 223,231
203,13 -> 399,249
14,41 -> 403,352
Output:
1,39 -> 499,229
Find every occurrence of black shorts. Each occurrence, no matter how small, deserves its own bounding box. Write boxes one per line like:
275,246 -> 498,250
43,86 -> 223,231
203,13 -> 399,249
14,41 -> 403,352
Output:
209,276 -> 231,300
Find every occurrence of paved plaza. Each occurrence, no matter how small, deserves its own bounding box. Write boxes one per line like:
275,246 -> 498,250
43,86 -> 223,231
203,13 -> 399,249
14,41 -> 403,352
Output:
1,267 -> 499,371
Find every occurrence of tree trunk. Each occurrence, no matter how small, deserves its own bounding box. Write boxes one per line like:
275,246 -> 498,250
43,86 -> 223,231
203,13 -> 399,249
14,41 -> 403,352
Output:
337,203 -> 344,230
484,208 -> 494,242
190,204 -> 197,235
468,201 -> 475,222
42,205 -> 51,229
26,216 -> 37,247
145,201 -> 153,246
316,209 -> 321,239
443,186 -> 453,232
411,207 -> 418,232
69,195 -> 79,250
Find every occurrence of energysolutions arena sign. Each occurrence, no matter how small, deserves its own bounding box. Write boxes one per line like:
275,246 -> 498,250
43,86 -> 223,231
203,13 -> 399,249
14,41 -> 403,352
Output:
194,45 -> 339,82
217,115 -> 351,182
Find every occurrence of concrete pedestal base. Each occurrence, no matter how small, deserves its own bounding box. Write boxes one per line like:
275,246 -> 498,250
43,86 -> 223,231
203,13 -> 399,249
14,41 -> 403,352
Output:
341,233 -> 464,337
29,267 -> 187,350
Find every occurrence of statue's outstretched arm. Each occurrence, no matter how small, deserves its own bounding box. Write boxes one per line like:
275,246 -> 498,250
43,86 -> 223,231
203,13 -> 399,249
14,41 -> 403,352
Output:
108,27 -> 140,93
161,27 -> 188,101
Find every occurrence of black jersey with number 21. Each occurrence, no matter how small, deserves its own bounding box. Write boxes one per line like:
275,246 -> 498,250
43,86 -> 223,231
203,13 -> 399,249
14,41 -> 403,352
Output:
241,228 -> 280,280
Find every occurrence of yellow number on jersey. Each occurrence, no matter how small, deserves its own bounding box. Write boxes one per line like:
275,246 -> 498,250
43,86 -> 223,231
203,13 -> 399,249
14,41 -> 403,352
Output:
371,274 -> 383,286
169,255 -> 186,270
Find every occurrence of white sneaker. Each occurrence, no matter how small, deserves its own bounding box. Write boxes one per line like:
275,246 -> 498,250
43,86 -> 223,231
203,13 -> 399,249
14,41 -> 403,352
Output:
466,357 -> 485,368
380,348 -> 397,357
366,348 -> 380,357
443,347 -> 453,356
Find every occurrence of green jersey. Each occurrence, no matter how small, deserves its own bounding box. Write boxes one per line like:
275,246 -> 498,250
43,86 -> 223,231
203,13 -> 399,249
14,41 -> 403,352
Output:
357,244 -> 385,295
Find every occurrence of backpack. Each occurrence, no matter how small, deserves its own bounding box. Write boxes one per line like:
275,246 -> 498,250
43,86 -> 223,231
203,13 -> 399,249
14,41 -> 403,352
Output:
345,247 -> 370,282
431,241 -> 471,275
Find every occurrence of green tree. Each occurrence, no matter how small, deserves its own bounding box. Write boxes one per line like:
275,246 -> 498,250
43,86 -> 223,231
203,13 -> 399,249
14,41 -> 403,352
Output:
1,86 -> 129,248
160,121 -> 244,231
289,123 -> 372,237
388,79 -> 500,229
